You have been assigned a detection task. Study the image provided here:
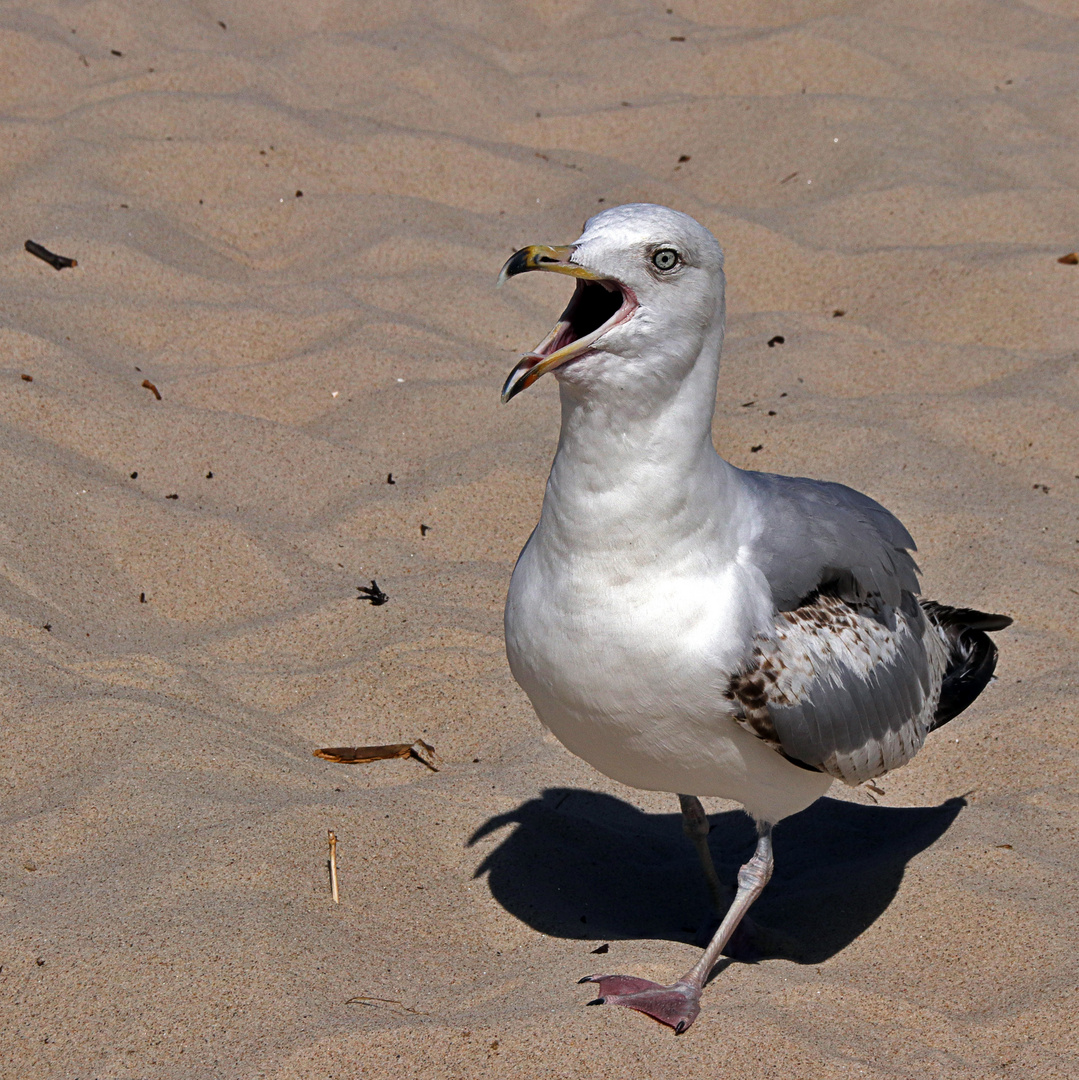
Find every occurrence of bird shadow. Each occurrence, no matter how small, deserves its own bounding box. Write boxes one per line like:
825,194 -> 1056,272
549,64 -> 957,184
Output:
468,788 -> 965,964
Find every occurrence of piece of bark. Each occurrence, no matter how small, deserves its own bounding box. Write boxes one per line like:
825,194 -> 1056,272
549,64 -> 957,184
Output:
314,739 -> 438,771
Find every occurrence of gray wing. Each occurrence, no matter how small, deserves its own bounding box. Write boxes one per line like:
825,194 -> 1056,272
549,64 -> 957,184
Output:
726,591 -> 950,785
740,471 -> 920,609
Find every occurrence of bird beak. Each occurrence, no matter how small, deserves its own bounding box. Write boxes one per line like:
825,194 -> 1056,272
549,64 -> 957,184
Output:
498,245 -> 634,403
497,244 -> 600,286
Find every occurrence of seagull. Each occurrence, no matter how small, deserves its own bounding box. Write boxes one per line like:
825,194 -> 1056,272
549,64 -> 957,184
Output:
498,203 -> 1010,1034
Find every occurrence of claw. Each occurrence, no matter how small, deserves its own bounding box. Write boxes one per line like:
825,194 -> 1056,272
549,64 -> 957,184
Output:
579,974 -> 701,1033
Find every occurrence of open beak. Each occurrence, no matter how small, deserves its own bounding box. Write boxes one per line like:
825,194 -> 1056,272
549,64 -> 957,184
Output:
498,245 -> 637,402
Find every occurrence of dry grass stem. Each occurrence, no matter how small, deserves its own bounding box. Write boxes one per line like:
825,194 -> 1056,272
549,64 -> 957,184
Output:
327,830 -> 339,904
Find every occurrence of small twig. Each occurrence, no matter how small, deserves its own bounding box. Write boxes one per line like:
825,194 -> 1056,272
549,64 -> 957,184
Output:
356,580 -> 388,605
344,996 -> 428,1015
25,240 -> 77,271
141,379 -> 161,400
328,830 -> 339,904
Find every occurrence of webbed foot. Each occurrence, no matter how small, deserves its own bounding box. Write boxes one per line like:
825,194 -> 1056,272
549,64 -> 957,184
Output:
579,974 -> 701,1034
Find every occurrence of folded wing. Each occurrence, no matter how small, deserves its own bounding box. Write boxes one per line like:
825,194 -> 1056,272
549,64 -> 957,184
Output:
741,471 -> 920,609
727,592 -> 1009,785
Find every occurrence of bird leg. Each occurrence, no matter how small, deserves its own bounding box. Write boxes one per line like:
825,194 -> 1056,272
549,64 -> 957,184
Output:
581,825 -> 774,1034
678,794 -> 732,915
679,794 -> 760,955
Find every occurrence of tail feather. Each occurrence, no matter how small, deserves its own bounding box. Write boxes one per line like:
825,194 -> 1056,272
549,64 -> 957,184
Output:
921,601 -> 1012,730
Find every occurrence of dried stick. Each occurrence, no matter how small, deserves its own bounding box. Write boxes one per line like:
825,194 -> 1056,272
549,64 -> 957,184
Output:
25,240 -> 77,270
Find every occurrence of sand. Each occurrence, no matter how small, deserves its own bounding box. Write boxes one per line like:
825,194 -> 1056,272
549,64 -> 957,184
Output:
1,2 -> 1077,1077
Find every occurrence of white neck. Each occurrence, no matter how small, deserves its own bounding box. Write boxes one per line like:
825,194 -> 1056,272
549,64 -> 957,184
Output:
538,322 -> 739,560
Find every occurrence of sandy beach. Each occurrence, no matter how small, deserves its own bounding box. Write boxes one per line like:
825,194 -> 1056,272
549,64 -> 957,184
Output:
1,1 -> 1077,1076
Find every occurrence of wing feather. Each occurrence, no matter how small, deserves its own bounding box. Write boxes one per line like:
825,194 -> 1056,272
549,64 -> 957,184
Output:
741,470 -> 920,609
728,591 -> 949,785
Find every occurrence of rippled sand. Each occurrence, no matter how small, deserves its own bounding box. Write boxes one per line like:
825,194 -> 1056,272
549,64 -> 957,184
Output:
2,3 -> 1077,1077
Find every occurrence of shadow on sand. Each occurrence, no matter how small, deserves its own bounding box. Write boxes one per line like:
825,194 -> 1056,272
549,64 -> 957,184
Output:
469,789 -> 965,964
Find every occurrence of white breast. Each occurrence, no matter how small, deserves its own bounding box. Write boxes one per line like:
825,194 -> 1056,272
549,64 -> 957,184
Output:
505,528 -> 832,822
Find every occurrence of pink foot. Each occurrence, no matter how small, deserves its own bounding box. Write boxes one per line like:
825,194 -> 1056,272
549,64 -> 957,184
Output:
579,974 -> 701,1034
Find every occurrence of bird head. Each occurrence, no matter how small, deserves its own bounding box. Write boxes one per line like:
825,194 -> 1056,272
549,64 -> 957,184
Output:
499,204 -> 725,403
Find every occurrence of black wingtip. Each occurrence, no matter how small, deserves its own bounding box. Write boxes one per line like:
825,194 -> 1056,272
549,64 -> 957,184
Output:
923,602 -> 1013,632
922,602 -> 1011,730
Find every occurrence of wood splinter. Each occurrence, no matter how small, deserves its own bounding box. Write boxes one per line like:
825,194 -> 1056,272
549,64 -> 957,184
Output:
328,830 -> 339,904
314,738 -> 439,771
141,379 -> 161,400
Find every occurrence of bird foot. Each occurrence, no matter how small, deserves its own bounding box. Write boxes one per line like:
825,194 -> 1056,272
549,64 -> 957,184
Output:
579,975 -> 701,1034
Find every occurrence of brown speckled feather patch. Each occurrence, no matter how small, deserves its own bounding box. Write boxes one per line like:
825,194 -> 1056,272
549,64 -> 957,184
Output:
727,591 -> 950,784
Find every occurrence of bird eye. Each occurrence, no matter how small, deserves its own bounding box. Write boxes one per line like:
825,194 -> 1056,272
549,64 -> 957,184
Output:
652,248 -> 679,272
